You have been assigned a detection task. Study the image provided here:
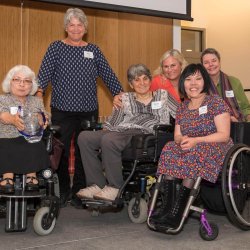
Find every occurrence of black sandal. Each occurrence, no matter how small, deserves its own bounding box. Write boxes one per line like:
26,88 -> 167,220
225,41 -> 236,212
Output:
0,178 -> 14,194
26,176 -> 39,191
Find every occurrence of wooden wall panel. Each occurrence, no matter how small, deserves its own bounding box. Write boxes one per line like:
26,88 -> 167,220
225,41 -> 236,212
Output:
0,1 -> 22,82
0,0 -> 173,116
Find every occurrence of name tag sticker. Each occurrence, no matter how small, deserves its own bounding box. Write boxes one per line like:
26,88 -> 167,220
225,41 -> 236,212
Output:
151,101 -> 162,109
84,51 -> 94,59
10,106 -> 18,115
199,105 -> 207,115
225,90 -> 234,98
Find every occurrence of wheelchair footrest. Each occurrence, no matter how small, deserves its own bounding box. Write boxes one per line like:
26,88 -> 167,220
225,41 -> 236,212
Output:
5,197 -> 28,232
82,198 -> 123,208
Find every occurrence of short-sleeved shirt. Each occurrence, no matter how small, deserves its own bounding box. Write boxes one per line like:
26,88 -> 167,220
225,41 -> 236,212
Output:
157,94 -> 234,183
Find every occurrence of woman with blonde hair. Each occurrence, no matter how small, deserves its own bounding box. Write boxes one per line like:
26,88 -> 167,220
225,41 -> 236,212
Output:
150,49 -> 188,103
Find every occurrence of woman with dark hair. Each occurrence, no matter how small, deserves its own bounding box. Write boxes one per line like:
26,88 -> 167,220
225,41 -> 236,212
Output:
151,63 -> 234,229
201,48 -> 250,122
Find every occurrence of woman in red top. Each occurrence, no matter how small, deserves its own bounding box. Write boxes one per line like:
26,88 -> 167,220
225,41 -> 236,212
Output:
150,49 -> 188,103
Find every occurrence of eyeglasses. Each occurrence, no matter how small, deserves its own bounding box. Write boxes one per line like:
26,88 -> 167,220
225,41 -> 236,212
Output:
12,78 -> 33,86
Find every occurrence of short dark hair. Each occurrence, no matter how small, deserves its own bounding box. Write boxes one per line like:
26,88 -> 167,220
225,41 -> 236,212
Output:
127,64 -> 152,83
200,48 -> 221,63
178,63 -> 212,99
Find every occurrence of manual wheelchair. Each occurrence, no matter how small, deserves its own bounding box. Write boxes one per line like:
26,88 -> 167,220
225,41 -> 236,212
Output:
0,126 -> 60,235
79,119 -> 174,222
147,122 -> 250,240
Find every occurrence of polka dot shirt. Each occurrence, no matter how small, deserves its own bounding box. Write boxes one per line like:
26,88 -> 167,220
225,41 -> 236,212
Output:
38,41 -> 123,112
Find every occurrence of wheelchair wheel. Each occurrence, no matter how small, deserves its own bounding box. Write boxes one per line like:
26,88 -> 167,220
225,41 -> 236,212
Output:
199,222 -> 219,241
33,207 -> 56,235
128,197 -> 148,223
222,144 -> 250,230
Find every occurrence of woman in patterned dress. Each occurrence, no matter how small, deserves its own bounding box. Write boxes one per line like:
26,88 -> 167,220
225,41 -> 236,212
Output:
151,63 -> 234,229
37,8 -> 123,207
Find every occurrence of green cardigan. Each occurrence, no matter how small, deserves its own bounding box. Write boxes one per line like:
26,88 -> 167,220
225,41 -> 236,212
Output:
217,76 -> 250,118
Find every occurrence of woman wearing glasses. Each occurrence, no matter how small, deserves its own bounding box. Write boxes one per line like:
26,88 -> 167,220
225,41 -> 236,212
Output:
0,65 -> 49,193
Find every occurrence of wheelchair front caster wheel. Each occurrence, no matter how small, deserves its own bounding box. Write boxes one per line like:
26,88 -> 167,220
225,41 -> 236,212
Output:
128,197 -> 148,224
199,222 -> 219,241
33,207 -> 56,236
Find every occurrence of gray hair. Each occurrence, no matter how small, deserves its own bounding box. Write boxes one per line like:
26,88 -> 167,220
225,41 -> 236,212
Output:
64,8 -> 88,33
127,64 -> 152,83
200,48 -> 221,63
153,49 -> 188,76
2,65 -> 38,95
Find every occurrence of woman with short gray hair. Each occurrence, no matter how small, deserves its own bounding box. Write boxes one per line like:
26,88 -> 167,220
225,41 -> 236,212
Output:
77,64 -> 178,202
37,8 -> 123,208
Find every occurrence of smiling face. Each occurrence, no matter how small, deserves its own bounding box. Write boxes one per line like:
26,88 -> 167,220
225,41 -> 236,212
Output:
202,53 -> 221,78
10,72 -> 33,100
184,71 -> 205,99
66,17 -> 85,43
162,56 -> 182,82
130,74 -> 151,95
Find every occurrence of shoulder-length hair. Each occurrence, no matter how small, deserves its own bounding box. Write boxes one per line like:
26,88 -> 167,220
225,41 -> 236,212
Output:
153,49 -> 188,76
178,63 -> 212,99
2,65 -> 38,95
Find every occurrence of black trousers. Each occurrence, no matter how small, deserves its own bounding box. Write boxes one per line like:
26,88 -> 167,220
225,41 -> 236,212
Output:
51,107 -> 98,196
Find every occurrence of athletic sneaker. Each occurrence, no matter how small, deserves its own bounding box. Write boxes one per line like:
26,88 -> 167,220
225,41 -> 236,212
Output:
76,184 -> 102,199
94,186 -> 119,201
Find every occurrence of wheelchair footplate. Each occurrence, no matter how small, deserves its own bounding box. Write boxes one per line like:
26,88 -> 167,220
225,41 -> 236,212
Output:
0,189 -> 46,199
81,197 -> 124,208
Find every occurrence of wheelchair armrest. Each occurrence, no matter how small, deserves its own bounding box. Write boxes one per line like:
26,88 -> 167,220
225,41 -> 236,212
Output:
153,124 -> 174,133
48,125 -> 61,134
130,134 -> 155,149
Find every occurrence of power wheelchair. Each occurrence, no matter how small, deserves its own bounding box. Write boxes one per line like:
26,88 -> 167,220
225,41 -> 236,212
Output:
147,122 -> 250,240
79,120 -> 174,222
0,126 -> 60,235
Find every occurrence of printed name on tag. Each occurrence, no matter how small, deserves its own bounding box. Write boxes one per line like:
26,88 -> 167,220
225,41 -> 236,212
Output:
151,101 -> 162,109
10,106 -> 18,115
199,105 -> 207,115
84,51 -> 94,59
225,90 -> 234,98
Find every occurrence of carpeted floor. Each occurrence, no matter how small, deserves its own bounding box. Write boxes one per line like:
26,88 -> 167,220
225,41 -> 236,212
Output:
0,203 -> 250,250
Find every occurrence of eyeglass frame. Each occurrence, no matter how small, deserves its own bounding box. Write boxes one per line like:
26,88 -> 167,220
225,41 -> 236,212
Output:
11,78 -> 33,86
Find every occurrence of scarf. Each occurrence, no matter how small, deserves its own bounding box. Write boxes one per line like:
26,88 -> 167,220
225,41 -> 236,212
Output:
209,71 -> 245,121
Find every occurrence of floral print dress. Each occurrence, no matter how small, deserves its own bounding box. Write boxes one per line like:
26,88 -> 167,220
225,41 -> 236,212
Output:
157,95 -> 234,183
